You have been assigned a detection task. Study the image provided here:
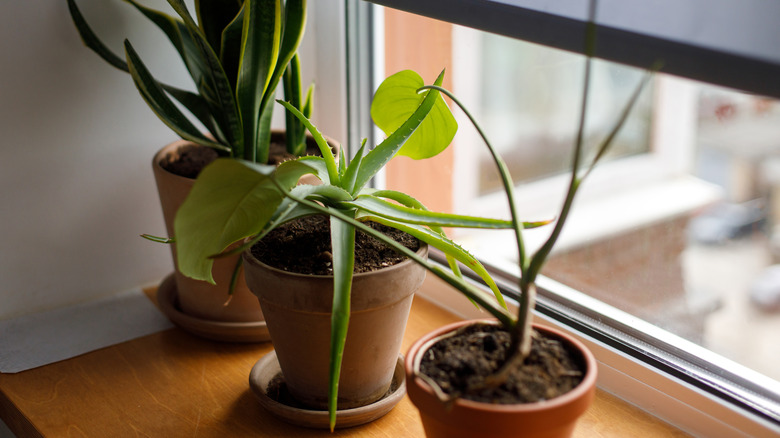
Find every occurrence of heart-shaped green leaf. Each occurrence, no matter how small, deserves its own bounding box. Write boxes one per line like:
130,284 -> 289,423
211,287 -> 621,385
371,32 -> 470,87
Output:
370,70 -> 457,160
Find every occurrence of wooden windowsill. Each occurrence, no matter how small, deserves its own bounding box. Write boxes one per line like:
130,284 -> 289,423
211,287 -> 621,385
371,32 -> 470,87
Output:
0,277 -> 687,437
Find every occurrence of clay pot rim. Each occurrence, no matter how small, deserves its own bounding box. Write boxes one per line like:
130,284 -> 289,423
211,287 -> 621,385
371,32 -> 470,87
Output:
242,240 -> 429,280
152,139 -> 201,182
407,319 -> 598,414
153,133 -> 341,178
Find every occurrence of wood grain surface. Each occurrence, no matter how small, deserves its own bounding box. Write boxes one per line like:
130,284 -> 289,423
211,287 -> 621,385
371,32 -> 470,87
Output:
0,279 -> 687,437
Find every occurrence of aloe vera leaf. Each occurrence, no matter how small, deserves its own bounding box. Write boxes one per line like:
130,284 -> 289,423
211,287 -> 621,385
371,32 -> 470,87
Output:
327,213 -> 356,431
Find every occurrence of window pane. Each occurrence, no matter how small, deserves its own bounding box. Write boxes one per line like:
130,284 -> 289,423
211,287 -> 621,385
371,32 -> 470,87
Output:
378,7 -> 780,397
473,30 -> 653,192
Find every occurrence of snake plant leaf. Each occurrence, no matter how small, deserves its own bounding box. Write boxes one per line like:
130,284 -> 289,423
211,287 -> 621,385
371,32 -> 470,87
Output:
303,82 -> 315,118
256,100 -> 275,163
354,71 -> 450,193
327,212 -> 356,431
283,54 -> 306,156
67,0 -> 128,71
219,5 -> 244,91
67,0 -> 226,143
167,0 -> 243,154
347,195 -> 513,229
237,0 -> 281,162
174,158 -> 314,282
371,69 -> 457,160
125,40 -> 228,151
277,100 -> 340,184
162,86 -> 225,144
124,1 -> 188,64
195,0 -> 242,55
125,1 -> 215,105
263,0 -> 307,114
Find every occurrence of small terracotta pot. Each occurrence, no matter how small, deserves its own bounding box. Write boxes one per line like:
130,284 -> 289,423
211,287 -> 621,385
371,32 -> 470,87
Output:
405,320 -> 597,438
242,243 -> 428,410
152,140 -> 263,323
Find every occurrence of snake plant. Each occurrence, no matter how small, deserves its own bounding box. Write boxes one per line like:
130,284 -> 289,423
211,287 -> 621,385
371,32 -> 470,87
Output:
67,0 -> 311,162
173,69 -> 552,429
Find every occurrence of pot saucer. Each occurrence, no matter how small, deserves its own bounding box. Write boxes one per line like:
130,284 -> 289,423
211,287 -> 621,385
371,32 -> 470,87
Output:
156,273 -> 270,343
248,351 -> 406,429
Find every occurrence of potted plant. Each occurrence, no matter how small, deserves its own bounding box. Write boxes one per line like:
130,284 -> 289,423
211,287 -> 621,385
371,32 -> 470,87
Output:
67,0 -> 318,335
173,69 -> 552,429
331,65 -> 654,438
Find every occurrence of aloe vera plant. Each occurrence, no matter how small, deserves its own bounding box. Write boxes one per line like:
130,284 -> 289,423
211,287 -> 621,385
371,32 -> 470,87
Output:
173,69 -> 553,429
67,0 -> 312,162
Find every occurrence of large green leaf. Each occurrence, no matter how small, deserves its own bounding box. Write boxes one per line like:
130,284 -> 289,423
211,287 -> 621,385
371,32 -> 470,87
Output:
125,40 -> 228,151
211,183 -> 351,259
354,71 -> 450,192
174,158 -> 314,282
371,70 -> 457,160
237,0 -> 281,161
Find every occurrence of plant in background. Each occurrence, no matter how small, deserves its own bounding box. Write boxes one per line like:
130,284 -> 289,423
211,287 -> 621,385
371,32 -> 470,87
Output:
173,69 -> 552,428
67,0 -> 312,162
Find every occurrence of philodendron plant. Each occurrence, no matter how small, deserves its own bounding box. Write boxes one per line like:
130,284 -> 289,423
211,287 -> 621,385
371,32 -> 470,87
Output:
67,0 -> 313,161
174,69 -> 551,428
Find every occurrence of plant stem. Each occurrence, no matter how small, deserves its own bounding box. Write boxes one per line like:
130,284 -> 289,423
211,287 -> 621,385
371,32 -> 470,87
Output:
419,84 -> 532,364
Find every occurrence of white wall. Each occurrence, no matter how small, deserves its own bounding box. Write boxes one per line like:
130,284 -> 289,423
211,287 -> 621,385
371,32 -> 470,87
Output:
0,0 -> 346,321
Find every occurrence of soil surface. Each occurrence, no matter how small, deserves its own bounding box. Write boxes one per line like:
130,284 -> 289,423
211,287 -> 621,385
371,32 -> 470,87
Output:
419,323 -> 585,404
160,137 -> 323,178
251,215 -> 420,275
160,144 -> 219,178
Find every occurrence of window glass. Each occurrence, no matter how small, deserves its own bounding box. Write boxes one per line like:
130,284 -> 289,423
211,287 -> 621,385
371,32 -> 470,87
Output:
379,7 -> 780,391
474,31 -> 652,192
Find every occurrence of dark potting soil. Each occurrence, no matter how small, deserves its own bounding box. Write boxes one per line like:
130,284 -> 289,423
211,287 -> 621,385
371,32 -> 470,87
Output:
160,144 -> 219,179
160,140 -> 322,178
419,323 -> 585,404
250,215 -> 420,275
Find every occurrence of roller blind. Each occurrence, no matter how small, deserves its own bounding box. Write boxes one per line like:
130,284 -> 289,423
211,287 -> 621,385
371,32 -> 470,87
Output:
366,0 -> 780,98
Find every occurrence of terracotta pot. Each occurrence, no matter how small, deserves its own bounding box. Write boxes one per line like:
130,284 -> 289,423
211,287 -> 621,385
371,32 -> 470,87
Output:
405,320 -> 597,438
242,243 -> 428,410
152,140 -> 263,323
